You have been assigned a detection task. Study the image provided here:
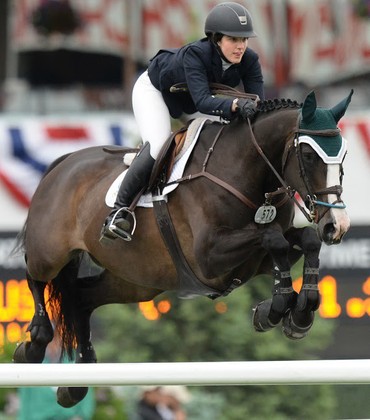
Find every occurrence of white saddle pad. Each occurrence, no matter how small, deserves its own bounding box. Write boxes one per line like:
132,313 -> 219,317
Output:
105,117 -> 209,208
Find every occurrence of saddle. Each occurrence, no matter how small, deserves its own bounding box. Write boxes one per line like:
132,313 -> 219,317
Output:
103,119 -> 197,192
148,122 -> 194,189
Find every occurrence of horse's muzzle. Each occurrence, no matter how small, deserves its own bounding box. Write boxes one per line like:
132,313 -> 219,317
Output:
318,209 -> 350,245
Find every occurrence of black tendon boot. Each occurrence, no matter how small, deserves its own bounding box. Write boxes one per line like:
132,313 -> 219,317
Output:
100,142 -> 155,242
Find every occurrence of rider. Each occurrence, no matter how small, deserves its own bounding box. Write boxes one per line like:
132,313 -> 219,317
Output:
100,2 -> 265,242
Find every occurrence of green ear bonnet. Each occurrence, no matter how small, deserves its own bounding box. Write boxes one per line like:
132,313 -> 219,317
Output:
297,90 -> 353,163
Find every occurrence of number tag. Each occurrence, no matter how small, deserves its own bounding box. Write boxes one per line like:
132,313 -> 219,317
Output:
254,205 -> 277,224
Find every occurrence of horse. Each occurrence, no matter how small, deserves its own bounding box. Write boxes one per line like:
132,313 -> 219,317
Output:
12,89 -> 352,407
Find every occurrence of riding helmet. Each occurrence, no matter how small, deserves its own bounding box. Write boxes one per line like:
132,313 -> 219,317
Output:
204,2 -> 257,38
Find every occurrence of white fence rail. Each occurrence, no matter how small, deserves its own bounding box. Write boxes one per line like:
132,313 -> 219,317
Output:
1,360 -> 370,387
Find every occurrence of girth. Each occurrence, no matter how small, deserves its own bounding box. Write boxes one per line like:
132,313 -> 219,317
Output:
152,198 -> 242,299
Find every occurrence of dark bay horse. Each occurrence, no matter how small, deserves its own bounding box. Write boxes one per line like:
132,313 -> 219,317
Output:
13,90 -> 352,407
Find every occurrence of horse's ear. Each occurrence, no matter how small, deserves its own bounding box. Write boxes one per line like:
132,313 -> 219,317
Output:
301,91 -> 317,123
330,89 -> 354,123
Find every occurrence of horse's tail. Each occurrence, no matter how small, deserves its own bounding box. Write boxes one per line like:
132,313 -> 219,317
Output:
11,221 -> 28,257
47,253 -> 83,360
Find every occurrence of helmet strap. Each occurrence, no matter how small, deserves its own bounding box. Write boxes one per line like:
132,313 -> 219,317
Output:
211,34 -> 232,64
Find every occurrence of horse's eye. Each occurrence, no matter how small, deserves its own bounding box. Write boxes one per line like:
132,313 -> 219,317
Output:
302,152 -> 315,164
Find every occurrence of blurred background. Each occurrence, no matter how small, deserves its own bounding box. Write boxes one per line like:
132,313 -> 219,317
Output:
0,1 -> 370,419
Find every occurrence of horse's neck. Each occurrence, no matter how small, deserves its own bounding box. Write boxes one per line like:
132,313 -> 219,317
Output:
253,110 -> 298,160
188,111 -> 297,188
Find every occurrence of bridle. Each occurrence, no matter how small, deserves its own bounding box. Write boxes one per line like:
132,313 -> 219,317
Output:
249,117 -> 346,223
293,118 -> 346,222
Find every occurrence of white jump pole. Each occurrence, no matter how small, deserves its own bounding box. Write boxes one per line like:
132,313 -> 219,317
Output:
1,360 -> 370,387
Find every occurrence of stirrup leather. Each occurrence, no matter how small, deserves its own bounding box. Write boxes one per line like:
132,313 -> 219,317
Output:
108,207 -> 137,242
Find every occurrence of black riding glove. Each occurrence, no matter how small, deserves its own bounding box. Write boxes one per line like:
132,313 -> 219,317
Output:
236,98 -> 257,120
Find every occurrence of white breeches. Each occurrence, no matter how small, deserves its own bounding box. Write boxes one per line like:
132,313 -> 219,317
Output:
132,70 -> 219,159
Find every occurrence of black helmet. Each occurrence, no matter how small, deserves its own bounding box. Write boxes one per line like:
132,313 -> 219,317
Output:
204,2 -> 257,38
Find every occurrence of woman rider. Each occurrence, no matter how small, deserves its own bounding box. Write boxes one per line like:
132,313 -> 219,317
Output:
101,2 -> 265,242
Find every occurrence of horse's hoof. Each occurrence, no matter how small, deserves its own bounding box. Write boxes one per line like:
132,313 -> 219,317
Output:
282,311 -> 314,340
252,299 -> 279,332
13,342 -> 30,363
76,345 -> 97,364
57,386 -> 89,408
13,341 -> 45,363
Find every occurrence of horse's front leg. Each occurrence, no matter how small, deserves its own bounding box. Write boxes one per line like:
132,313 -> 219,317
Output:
253,228 -> 297,332
13,273 -> 54,363
282,226 -> 322,339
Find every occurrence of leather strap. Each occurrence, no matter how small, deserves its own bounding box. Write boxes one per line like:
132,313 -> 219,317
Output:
177,171 -> 258,209
167,124 -> 261,210
153,198 -> 222,299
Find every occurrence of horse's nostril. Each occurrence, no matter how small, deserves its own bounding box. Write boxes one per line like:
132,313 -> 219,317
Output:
323,223 -> 336,238
325,223 -> 334,231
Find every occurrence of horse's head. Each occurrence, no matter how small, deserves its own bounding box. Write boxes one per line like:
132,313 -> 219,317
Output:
284,90 -> 353,245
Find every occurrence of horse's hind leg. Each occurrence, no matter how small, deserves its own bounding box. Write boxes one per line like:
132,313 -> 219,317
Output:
253,229 -> 297,332
57,294 -> 96,408
53,269 -> 162,408
282,226 -> 321,339
13,274 -> 54,363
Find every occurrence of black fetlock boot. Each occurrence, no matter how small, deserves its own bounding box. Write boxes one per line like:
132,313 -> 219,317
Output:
100,142 -> 155,243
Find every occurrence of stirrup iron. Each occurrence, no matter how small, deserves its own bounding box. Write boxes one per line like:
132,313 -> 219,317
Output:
108,207 -> 137,241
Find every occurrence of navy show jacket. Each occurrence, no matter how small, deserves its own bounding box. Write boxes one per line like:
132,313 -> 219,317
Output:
147,38 -> 264,119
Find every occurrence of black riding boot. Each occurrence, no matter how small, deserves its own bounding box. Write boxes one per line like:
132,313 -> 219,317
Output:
100,142 -> 155,242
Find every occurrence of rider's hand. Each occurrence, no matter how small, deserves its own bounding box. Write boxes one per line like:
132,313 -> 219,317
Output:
235,98 -> 257,120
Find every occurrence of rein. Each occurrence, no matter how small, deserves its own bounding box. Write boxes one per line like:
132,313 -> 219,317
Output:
245,119 -> 313,222
166,125 -> 259,209
165,122 -> 289,213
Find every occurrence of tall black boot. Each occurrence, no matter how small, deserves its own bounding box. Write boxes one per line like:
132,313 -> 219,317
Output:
100,142 -> 155,242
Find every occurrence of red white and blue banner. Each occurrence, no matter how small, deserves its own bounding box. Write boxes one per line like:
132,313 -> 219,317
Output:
0,114 -> 139,207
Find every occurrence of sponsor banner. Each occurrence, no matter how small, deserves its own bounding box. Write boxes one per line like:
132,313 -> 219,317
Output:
318,225 -> 370,358
319,225 -> 370,322
0,232 -> 29,347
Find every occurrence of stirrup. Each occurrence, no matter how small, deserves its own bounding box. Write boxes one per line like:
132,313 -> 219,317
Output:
108,207 -> 137,242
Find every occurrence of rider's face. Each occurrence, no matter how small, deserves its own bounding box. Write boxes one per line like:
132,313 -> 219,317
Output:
218,35 -> 248,64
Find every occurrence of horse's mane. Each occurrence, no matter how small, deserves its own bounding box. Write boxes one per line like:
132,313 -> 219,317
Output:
257,98 -> 302,114
204,84 -> 302,116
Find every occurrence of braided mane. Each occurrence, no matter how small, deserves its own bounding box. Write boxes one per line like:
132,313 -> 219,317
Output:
203,84 -> 302,115
257,98 -> 302,113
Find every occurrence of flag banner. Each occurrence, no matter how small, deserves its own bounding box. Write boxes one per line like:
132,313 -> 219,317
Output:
0,113 -> 139,207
